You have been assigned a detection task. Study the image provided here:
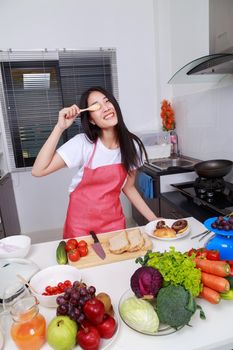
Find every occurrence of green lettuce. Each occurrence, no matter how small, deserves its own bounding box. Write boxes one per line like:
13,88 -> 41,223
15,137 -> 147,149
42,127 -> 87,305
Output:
142,247 -> 202,297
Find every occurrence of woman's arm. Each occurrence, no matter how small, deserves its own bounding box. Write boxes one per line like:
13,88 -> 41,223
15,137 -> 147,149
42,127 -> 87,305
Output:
32,105 -> 80,177
122,170 -> 158,222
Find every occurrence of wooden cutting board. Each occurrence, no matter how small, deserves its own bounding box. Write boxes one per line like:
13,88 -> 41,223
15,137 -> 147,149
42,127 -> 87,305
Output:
68,228 -> 152,269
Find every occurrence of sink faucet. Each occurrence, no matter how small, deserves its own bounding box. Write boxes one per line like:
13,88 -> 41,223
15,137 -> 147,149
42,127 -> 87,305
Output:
170,131 -> 180,158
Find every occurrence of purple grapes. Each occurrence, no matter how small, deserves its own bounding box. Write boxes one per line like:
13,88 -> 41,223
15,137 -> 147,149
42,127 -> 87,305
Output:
55,280 -> 96,325
211,215 -> 233,231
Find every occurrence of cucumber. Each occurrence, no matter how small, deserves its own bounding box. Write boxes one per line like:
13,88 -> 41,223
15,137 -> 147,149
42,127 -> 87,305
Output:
226,276 -> 233,289
56,240 -> 68,265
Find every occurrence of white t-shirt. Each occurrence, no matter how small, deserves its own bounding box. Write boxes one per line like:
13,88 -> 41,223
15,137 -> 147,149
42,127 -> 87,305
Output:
57,134 -> 123,192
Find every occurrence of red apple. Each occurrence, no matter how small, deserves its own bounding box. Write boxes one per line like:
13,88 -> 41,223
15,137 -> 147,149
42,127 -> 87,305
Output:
97,314 -> 116,339
77,325 -> 100,350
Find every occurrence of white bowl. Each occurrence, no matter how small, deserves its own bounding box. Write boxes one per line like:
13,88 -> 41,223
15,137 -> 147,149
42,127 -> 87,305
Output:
0,235 -> 31,259
29,265 -> 82,308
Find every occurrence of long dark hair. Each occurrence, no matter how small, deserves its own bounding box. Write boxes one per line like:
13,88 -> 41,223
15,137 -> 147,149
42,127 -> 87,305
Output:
79,86 -> 148,173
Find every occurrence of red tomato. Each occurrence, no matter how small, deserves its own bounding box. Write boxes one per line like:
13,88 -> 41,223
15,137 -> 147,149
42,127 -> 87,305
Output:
83,298 -> 105,325
64,280 -> 72,288
97,315 -> 116,339
57,282 -> 66,292
187,248 -> 197,257
196,248 -> 207,259
65,238 -> 78,252
227,260 -> 233,266
77,325 -> 100,350
78,240 -> 88,248
78,245 -> 88,257
67,248 -> 80,262
206,249 -> 220,261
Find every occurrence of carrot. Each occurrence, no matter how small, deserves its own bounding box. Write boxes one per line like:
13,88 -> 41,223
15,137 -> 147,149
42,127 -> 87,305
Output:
201,272 -> 230,292
199,286 -> 221,304
195,258 -> 230,277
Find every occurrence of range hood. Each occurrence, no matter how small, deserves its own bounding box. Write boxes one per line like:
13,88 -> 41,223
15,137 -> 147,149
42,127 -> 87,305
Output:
168,53 -> 233,84
169,0 -> 233,84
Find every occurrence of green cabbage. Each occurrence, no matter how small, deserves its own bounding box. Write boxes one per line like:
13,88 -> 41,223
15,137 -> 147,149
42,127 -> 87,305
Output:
120,296 -> 159,333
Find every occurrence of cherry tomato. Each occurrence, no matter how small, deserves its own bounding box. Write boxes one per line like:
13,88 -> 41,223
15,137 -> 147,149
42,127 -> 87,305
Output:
187,248 -> 197,257
78,245 -> 88,257
78,240 -> 88,248
65,238 -> 78,252
83,298 -> 105,325
64,280 -> 72,288
57,282 -> 66,292
45,286 -> 52,294
77,325 -> 100,350
196,248 -> 207,259
68,248 -> 80,262
206,249 -> 220,261
97,314 -> 116,339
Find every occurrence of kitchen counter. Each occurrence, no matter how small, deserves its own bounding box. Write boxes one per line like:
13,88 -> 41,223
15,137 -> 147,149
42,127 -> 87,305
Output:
3,217 -> 233,350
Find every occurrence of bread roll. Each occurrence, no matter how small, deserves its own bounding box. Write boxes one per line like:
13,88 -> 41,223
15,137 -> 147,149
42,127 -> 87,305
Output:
154,227 -> 176,238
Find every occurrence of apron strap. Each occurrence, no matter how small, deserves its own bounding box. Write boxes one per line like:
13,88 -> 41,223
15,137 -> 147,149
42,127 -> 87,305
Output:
86,141 -> 97,168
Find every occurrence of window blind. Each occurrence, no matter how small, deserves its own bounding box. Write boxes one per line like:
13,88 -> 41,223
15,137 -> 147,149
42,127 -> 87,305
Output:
0,48 -> 118,170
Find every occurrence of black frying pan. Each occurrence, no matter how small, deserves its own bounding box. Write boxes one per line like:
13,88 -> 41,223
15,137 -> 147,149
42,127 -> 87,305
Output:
194,159 -> 233,178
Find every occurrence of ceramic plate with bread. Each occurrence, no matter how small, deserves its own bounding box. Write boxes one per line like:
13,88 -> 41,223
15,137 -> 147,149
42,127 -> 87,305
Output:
144,219 -> 190,241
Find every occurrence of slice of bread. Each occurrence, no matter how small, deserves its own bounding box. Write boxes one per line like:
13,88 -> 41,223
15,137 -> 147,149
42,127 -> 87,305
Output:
127,228 -> 145,252
108,230 -> 130,254
141,233 -> 153,251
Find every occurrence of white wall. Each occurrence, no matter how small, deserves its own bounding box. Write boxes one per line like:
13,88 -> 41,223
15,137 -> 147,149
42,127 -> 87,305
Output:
0,0 -> 161,234
157,0 -> 233,183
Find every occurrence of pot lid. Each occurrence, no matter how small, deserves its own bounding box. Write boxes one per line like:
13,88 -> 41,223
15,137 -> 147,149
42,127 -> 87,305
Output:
0,258 -> 40,301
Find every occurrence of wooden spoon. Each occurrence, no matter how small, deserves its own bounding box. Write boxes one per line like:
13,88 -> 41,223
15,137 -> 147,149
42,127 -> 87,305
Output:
80,102 -> 100,113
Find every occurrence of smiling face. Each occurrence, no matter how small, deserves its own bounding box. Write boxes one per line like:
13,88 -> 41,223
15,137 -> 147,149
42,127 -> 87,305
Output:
87,91 -> 118,129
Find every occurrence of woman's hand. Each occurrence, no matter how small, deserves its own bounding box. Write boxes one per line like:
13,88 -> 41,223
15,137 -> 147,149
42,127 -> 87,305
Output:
57,104 -> 81,131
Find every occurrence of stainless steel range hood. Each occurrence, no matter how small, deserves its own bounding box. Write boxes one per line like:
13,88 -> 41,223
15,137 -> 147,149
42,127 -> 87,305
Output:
169,0 -> 233,84
168,53 -> 233,84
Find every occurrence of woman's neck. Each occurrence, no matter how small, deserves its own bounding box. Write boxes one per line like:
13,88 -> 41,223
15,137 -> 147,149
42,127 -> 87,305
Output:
100,129 -> 119,149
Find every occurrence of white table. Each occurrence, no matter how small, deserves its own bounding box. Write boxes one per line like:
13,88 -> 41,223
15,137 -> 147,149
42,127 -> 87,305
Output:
3,217 -> 233,350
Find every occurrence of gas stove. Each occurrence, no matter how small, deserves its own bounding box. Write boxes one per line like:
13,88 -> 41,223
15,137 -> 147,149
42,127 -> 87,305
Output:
171,179 -> 233,216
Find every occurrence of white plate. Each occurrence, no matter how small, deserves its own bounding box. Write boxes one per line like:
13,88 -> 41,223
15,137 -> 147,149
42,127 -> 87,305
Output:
118,289 -> 183,336
145,219 -> 191,241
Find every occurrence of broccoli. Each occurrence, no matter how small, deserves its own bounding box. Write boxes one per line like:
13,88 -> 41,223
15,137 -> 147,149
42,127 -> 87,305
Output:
156,284 -> 199,328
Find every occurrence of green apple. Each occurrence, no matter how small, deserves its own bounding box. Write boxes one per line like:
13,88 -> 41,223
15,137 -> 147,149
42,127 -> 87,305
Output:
47,316 -> 78,350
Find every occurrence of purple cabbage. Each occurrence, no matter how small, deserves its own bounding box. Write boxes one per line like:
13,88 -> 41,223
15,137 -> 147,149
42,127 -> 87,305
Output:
130,266 -> 163,298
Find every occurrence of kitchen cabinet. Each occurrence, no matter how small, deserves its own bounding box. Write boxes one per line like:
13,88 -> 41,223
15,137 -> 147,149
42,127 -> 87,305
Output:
160,196 -> 187,219
209,0 -> 233,54
0,173 -> 21,236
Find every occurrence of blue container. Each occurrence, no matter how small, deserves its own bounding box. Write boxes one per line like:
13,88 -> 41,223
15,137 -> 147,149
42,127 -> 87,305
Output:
204,217 -> 233,260
205,234 -> 233,260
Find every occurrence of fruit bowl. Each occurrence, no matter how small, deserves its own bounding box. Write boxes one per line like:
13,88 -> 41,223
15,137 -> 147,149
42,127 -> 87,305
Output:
118,289 -> 183,336
29,265 -> 82,308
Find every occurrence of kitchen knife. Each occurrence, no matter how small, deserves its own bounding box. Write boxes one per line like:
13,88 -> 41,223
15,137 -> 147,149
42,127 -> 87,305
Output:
89,231 -> 106,260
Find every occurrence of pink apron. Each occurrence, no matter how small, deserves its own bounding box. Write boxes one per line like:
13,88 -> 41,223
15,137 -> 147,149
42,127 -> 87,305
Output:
63,142 -> 127,238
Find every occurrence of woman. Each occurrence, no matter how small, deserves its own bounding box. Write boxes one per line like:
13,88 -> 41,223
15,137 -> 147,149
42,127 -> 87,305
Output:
32,86 -> 158,238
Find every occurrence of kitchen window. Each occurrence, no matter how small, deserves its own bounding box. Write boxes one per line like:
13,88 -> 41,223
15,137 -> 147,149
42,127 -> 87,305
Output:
0,49 -> 118,169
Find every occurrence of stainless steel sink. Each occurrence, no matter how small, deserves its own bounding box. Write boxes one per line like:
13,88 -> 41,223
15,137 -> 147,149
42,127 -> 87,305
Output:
150,158 -> 195,170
